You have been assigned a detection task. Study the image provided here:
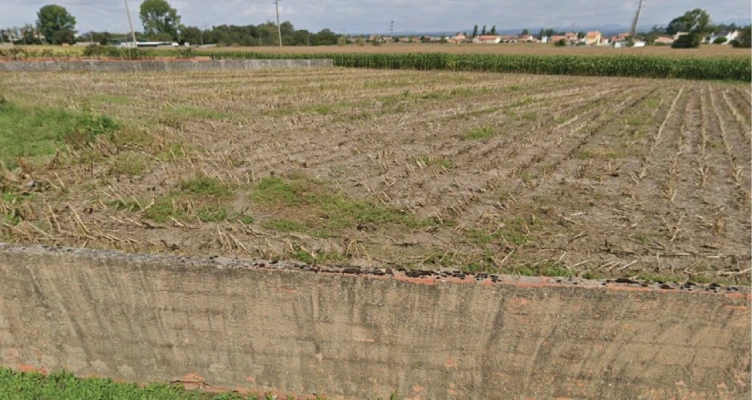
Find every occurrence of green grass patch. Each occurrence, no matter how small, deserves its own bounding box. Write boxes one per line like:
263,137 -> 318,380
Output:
418,155 -> 452,169
0,99 -> 120,169
90,94 -> 132,105
464,126 -> 498,140
521,111 -> 538,121
108,153 -> 148,176
197,206 -> 228,222
304,102 -> 352,115
0,367 -> 280,399
251,176 -> 436,236
179,176 -> 232,197
262,218 -> 308,232
163,105 -> 229,121
139,176 -> 233,223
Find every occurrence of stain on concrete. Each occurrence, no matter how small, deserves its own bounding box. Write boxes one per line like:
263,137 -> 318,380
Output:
0,243 -> 749,399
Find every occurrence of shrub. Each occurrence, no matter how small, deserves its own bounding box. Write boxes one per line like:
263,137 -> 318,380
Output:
671,33 -> 701,48
83,45 -> 147,59
713,37 -> 727,44
554,38 -> 568,47
732,27 -> 751,48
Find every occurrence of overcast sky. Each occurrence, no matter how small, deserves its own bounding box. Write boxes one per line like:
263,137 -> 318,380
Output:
2,0 -> 749,34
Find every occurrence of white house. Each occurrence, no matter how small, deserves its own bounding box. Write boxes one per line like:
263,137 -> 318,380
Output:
473,35 -> 502,44
707,30 -> 739,44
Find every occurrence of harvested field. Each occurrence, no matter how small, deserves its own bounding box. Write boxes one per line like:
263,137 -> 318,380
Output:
0,69 -> 750,284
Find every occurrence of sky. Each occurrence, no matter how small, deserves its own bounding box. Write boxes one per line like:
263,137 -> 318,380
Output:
1,0 -> 749,34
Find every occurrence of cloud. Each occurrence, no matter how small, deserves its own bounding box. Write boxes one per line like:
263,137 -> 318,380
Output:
1,0 -> 748,33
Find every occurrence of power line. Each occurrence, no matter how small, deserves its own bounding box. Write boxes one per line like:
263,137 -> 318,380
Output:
274,0 -> 282,47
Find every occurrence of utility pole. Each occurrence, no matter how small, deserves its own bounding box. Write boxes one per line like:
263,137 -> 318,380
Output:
274,0 -> 282,47
630,0 -> 644,39
124,0 -> 137,45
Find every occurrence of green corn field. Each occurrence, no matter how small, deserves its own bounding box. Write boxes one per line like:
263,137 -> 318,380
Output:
181,51 -> 750,81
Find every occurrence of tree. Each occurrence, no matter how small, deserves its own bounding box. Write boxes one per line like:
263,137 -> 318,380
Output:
36,5 -> 76,44
671,33 -> 701,48
481,25 -> 487,35
521,28 -> 529,35
472,25 -> 478,38
490,26 -> 496,35
666,9 -> 711,35
139,0 -> 182,40
544,29 -> 555,38
577,31 -> 586,39
731,26 -> 751,48
180,26 -> 204,45
554,38 -> 568,47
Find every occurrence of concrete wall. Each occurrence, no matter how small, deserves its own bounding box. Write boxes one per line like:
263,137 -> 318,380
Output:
0,59 -> 333,72
0,243 -> 749,399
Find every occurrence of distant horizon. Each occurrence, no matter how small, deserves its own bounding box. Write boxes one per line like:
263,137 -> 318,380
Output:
2,0 -> 749,36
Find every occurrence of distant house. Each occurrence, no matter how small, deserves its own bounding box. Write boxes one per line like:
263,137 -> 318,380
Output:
550,35 -> 567,44
673,32 -> 688,41
398,36 -> 411,43
518,34 -> 540,43
411,36 -> 421,43
611,32 -> 631,43
540,36 -> 549,43
707,30 -> 739,44
599,37 -> 610,45
450,33 -> 467,43
499,35 -> 518,43
632,41 -> 646,47
653,36 -> 674,45
565,32 -> 579,42
584,31 -> 602,45
473,35 -> 501,44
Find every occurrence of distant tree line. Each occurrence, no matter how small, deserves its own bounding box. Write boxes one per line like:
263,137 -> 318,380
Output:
2,2 -> 749,50
1,0 -> 344,46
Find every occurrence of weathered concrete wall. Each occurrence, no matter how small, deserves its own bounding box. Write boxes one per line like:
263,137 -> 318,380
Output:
0,243 -> 749,399
0,59 -> 333,72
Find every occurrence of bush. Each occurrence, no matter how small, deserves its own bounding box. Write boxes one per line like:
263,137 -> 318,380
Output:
554,38 -> 568,47
732,27 -> 751,48
671,33 -> 701,48
83,45 -> 147,59
713,37 -> 728,44
337,36 -> 347,46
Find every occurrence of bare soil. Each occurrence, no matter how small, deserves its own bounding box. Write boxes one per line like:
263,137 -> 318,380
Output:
1,69 -> 749,283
